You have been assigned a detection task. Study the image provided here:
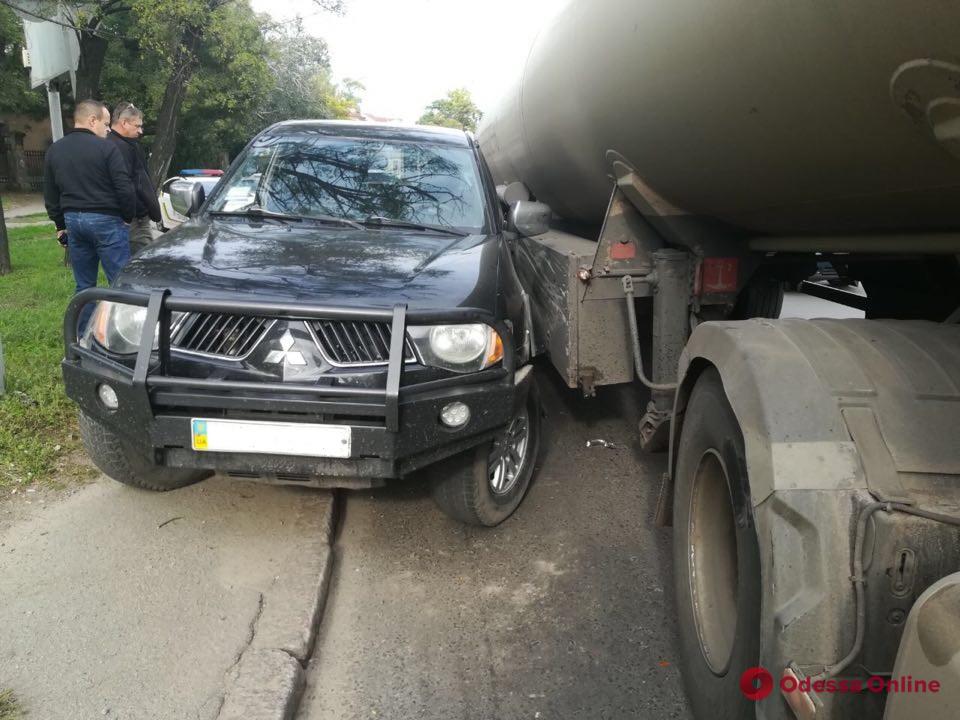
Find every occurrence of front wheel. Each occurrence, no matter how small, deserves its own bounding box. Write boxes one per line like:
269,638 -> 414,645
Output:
673,367 -> 762,719
430,377 -> 542,527
80,412 -> 209,491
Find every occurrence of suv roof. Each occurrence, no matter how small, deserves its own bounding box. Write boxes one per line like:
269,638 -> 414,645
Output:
264,119 -> 473,147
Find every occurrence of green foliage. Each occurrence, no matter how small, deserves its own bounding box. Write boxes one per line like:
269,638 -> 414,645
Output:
321,76 -> 364,119
2,1 -> 361,175
0,5 -> 46,117
256,20 -> 363,129
418,88 -> 483,132
0,224 -> 97,488
168,10 -> 362,169
0,689 -> 24,720
99,12 -> 166,117
260,19 -> 333,125
171,2 -> 275,168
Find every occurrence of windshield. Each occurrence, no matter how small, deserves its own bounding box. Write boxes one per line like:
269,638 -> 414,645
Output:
207,133 -> 487,232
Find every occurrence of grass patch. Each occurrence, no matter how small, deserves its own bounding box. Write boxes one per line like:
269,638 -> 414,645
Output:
0,689 -> 23,720
0,224 -> 98,489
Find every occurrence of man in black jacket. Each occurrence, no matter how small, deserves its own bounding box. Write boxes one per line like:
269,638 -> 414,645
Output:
108,101 -> 162,254
44,99 -> 136,332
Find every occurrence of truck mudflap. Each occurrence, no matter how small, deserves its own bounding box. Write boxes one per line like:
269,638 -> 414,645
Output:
668,318 -> 960,720
882,572 -> 960,720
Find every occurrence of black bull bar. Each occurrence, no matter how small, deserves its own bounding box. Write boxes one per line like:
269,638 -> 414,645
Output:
63,288 -> 516,433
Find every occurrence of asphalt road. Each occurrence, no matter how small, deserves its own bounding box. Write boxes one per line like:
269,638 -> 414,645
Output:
780,288 -> 864,320
0,289 -> 855,719
298,367 -> 692,720
296,290 -> 858,719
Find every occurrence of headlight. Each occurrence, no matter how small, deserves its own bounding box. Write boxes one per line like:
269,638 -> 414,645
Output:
408,323 -> 503,373
88,302 -> 182,355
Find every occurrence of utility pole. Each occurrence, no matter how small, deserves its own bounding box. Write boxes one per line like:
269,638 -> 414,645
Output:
47,81 -> 64,142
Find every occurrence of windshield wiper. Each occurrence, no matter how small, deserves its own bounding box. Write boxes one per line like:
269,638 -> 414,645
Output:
209,206 -> 304,222
306,214 -> 365,230
210,206 -> 365,230
362,216 -> 468,237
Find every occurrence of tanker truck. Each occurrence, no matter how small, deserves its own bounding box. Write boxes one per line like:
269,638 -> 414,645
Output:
477,1 -> 960,719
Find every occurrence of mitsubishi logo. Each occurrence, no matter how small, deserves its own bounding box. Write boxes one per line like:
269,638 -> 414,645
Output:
264,330 -> 307,367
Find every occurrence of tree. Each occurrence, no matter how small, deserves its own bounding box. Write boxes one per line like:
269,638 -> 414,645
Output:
137,0 -> 346,185
2,2 -> 353,179
170,6 -> 274,169
63,1 -> 131,102
168,14 -> 362,172
256,20 -> 361,128
319,76 -> 363,119
418,88 -> 482,132
260,19 -> 331,125
0,5 -> 45,116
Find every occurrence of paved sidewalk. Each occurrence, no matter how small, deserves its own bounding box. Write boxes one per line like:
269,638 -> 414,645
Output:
0,475 -> 334,720
1,193 -> 45,218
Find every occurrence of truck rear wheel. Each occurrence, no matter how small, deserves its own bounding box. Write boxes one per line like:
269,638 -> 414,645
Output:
80,412 -> 208,491
673,367 -> 761,719
430,379 -> 541,527
732,276 -> 784,319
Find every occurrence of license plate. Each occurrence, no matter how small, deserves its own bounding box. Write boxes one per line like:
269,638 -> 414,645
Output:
191,418 -> 351,458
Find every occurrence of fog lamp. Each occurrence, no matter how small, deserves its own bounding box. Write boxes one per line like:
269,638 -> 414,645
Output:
97,383 -> 119,410
440,402 -> 471,428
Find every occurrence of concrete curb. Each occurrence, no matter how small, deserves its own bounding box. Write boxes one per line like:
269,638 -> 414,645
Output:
216,494 -> 338,719
218,649 -> 305,720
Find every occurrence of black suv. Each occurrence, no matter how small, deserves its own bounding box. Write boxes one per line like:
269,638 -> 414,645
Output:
62,121 -> 540,526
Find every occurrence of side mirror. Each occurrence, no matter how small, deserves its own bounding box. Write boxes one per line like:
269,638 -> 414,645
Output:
169,180 -> 206,218
508,200 -> 551,237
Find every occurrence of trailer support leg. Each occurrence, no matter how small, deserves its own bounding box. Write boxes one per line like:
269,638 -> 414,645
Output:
640,248 -> 691,451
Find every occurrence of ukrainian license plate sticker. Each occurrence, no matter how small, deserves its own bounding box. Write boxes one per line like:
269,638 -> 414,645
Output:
191,418 -> 351,458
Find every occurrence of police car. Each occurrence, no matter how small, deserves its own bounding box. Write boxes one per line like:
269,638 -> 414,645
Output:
156,169 -> 223,232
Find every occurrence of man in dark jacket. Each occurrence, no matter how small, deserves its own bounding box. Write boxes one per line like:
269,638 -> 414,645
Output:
44,99 -> 136,332
108,101 -> 162,254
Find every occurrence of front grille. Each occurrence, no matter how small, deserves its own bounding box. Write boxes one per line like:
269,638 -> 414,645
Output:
171,313 -> 273,358
308,320 -> 415,366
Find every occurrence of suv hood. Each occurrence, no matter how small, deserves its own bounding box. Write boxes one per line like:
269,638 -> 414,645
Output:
118,219 -> 502,312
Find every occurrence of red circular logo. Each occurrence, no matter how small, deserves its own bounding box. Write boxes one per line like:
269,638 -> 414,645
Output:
740,667 -> 774,701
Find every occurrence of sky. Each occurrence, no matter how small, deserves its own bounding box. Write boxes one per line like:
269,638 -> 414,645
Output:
249,0 -> 568,123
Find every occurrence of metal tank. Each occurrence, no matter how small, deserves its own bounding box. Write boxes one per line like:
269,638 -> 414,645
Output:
478,0 -> 960,235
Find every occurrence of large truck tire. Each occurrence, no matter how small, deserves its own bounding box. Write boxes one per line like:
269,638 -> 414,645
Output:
732,276 -> 784,319
430,378 -> 542,527
673,367 -> 762,719
80,411 -> 208,491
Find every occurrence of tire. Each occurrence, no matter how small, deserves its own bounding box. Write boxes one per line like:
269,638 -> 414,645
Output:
732,276 -> 784,319
79,411 -> 208,491
430,376 -> 542,527
673,368 -> 761,720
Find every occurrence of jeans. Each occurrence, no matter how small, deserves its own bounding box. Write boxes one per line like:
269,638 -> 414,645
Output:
65,211 -> 130,334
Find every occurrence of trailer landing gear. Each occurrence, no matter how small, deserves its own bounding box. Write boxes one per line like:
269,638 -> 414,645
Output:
621,249 -> 692,452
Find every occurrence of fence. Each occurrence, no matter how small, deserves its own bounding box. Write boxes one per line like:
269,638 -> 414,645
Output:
23,150 -> 44,190
0,146 -> 9,187
0,148 -> 45,191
